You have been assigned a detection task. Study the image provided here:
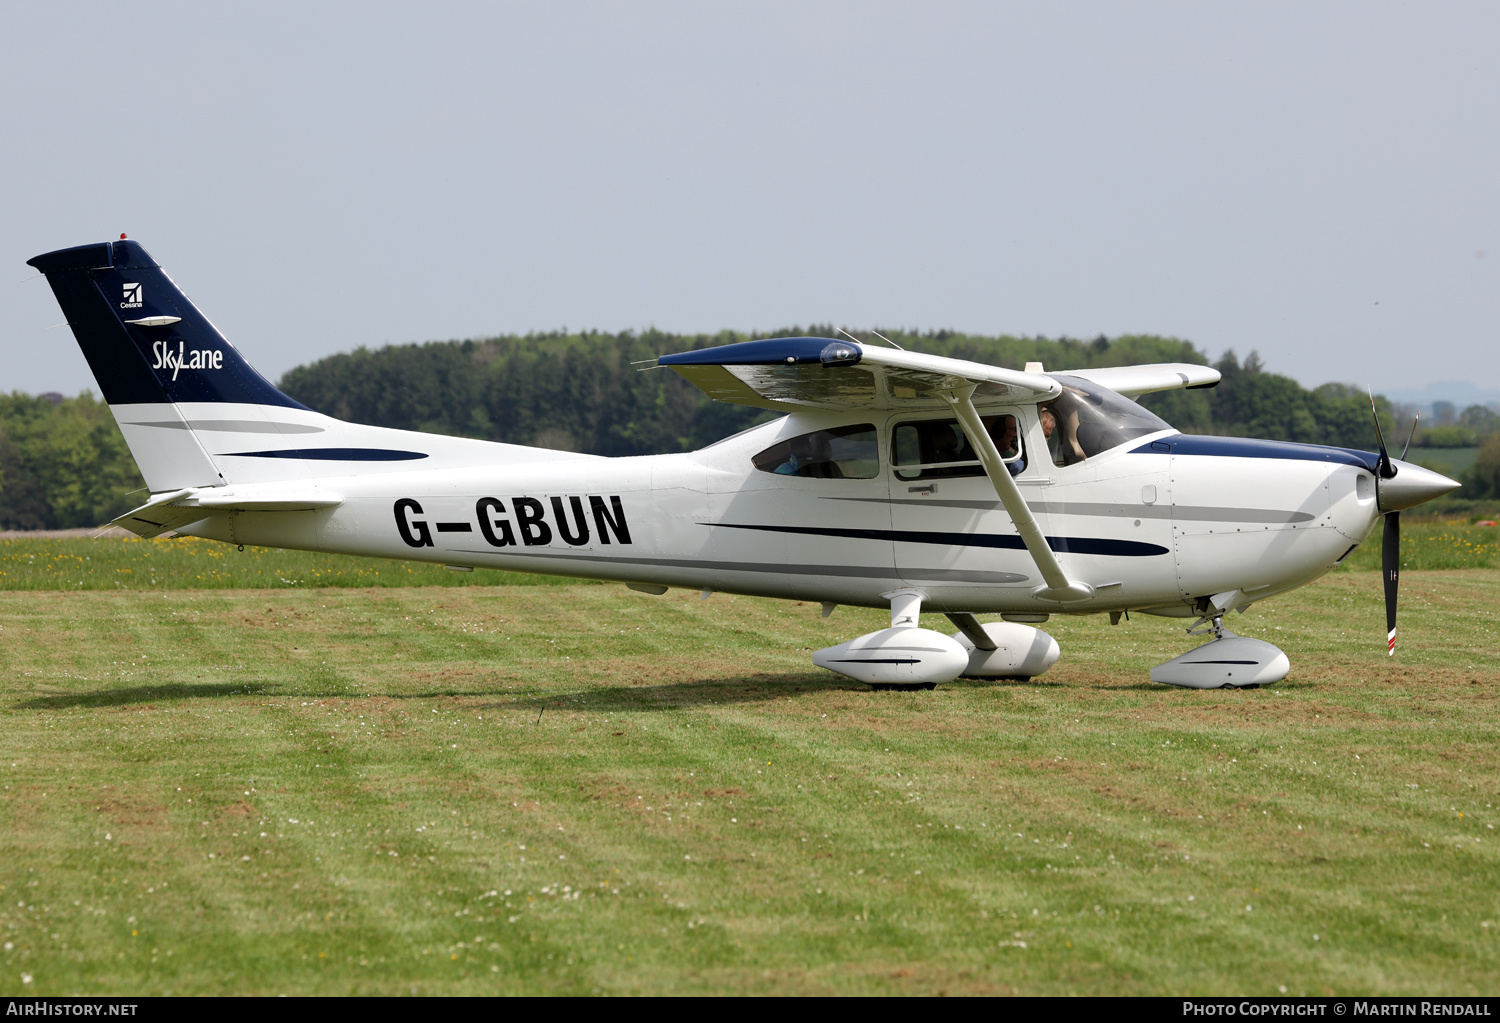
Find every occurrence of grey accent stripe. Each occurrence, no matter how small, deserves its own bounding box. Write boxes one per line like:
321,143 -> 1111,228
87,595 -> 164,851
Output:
448,548 -> 1028,585
126,420 -> 325,434
824,496 -> 1315,524
905,568 -> 1030,584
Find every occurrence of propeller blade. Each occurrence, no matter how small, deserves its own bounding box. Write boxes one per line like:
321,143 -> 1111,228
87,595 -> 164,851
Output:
1368,391 -> 1396,479
1383,512 -> 1400,656
1400,412 -> 1420,462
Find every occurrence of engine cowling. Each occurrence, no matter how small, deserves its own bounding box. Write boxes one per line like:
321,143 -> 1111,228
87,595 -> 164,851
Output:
812,627 -> 969,684
950,622 -> 1060,679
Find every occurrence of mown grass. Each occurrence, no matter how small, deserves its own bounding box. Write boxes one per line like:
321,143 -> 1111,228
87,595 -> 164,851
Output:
1339,520 -> 1500,572
1,562 -> 1497,995
0,536 -> 592,591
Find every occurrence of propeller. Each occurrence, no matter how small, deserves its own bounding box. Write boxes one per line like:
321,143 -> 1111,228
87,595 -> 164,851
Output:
1382,511 -> 1399,657
1369,391 -> 1397,482
1369,397 -> 1420,657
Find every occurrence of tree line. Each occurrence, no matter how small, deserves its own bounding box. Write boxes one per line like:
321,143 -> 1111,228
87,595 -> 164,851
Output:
3,330 -> 1496,529
0,392 -> 145,531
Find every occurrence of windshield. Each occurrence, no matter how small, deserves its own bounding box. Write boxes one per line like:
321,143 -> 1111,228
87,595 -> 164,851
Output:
1040,375 -> 1170,466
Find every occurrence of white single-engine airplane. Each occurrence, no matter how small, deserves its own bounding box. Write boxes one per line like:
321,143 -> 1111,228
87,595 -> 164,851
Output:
30,239 -> 1461,689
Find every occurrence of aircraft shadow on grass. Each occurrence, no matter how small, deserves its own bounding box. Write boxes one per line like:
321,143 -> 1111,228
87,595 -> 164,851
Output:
12,671 -> 1087,714
478,674 -> 858,713
472,673 -> 1065,713
12,675 -> 845,713
14,681 -> 274,710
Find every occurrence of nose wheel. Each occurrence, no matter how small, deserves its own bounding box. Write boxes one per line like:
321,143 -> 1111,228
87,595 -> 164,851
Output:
1150,613 -> 1290,689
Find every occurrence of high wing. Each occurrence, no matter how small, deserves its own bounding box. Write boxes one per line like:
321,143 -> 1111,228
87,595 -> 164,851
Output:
657,337 -> 1219,408
655,337 -> 1061,411
1058,362 -> 1220,397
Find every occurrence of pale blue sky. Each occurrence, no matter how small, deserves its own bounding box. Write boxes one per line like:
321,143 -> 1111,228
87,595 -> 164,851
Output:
4,1 -> 1496,398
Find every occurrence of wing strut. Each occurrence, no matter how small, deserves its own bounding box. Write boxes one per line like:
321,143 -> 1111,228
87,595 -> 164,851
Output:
941,384 -> 1094,603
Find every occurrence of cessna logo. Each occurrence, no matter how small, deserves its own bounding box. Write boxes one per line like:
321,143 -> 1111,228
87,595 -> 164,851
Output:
394,496 -> 632,549
121,283 -> 143,309
151,340 -> 225,380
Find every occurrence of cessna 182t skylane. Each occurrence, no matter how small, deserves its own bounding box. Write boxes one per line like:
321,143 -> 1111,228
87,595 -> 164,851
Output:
29,239 -> 1461,689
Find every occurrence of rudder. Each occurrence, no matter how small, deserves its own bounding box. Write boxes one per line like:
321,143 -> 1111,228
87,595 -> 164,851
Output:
29,239 -> 305,409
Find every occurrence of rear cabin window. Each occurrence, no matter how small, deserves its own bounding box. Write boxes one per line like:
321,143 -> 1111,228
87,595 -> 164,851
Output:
752,424 -> 879,479
892,414 -> 1022,481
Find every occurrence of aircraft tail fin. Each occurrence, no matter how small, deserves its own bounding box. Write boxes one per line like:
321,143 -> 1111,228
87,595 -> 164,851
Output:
29,240 -> 306,412
30,239 -> 310,491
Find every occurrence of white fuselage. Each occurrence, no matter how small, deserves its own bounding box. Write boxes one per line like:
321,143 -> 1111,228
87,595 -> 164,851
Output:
177,405 -> 1383,616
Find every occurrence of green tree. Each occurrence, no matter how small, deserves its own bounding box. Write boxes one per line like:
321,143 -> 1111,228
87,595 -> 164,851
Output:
0,393 -> 145,529
1459,405 -> 1500,438
1463,434 -> 1500,499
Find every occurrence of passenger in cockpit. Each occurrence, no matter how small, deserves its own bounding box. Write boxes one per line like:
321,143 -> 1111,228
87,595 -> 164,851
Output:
929,425 -> 965,467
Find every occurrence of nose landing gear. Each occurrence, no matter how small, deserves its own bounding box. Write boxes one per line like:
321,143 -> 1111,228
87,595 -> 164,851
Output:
1150,614 -> 1289,689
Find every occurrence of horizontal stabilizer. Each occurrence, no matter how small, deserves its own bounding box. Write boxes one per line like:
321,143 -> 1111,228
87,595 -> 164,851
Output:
109,487 -> 343,538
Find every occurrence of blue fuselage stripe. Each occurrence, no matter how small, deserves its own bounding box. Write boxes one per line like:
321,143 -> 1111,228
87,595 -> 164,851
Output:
222,448 -> 429,461
709,522 -> 1168,557
1133,434 -> 1380,472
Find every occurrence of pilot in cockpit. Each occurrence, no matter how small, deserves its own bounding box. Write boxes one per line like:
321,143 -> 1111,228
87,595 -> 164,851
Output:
1040,390 -> 1088,465
776,431 -> 843,478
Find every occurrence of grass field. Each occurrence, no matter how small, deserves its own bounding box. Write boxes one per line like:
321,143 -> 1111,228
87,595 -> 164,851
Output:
0,535 -> 591,591
1,534 -> 1498,995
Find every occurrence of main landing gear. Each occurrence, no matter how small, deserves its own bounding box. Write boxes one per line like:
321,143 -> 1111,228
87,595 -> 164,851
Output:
811,589 -> 1061,690
1150,612 -> 1289,689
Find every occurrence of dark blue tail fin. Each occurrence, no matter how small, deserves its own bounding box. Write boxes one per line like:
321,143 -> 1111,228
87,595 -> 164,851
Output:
28,239 -> 306,409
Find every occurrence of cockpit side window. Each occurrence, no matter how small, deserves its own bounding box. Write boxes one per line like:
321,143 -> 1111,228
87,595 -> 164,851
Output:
752,424 -> 879,479
892,414 -> 1023,481
1039,375 -> 1170,466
